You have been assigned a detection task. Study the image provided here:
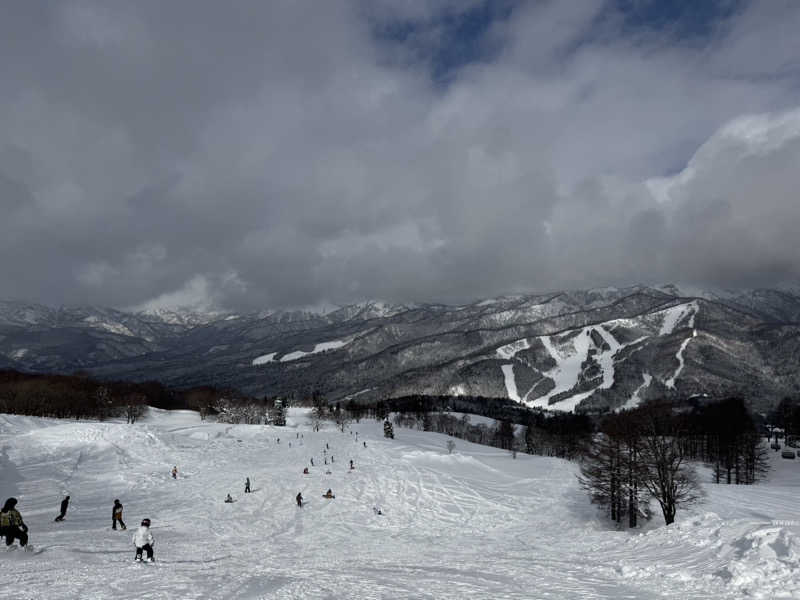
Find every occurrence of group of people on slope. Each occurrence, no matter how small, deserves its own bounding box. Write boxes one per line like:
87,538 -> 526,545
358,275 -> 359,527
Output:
2,496 -> 153,561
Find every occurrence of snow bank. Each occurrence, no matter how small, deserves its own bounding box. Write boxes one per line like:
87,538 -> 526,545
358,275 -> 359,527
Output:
718,526 -> 800,598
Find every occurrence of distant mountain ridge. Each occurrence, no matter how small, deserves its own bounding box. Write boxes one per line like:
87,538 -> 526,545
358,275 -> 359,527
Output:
1,286 -> 799,412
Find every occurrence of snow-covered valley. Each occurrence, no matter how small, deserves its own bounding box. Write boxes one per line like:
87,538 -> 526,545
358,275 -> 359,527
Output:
1,409 -> 799,599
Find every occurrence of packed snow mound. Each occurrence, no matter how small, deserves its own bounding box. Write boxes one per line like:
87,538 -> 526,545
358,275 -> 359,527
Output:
718,526 -> 800,599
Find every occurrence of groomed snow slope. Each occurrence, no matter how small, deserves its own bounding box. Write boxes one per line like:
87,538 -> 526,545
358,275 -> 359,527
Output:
1,410 -> 799,599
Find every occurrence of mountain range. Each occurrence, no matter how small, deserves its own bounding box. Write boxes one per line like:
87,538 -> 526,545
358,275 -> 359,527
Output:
1,285 -> 799,412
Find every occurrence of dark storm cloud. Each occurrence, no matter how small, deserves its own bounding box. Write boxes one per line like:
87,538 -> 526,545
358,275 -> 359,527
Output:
1,0 -> 800,311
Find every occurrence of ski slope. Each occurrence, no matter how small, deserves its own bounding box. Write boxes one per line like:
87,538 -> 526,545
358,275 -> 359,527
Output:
1,409 -> 799,599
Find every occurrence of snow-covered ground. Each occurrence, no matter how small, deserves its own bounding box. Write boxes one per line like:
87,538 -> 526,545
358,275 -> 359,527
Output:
1,409 -> 799,599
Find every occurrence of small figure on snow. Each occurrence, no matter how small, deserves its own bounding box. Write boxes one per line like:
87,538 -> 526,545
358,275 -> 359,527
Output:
113,499 -> 126,530
0,498 -> 29,548
363,441 -> 367,448
171,466 -> 178,479
54,495 -> 70,522
322,489 -> 335,499
326,443 -> 329,450
133,518 -> 154,562
296,492 -> 303,507
331,456 -> 334,463
310,458 -> 314,466
303,467 -> 309,474
324,457 -> 328,465
373,506 -> 383,515
349,460 -> 354,470
245,477 -> 251,494
225,494 -> 234,503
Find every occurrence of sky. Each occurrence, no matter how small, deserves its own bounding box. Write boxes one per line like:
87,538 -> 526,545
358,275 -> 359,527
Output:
1,0 -> 800,312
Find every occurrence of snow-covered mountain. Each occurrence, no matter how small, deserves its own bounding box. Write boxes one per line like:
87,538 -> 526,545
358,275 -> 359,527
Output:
2,286 -> 800,411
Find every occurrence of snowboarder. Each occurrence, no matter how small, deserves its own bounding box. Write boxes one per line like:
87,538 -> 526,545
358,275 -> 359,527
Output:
225,494 -> 234,503
349,460 -> 354,470
54,495 -> 70,522
171,466 -> 178,479
322,489 -> 335,499
245,477 -> 251,494
373,506 -> 383,515
133,518 -> 154,562
296,492 -> 303,507
303,467 -> 309,474
113,499 -> 126,530
0,498 -> 28,548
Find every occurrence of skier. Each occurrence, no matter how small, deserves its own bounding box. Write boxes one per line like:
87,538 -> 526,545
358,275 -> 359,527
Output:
303,467 -> 309,474
350,460 -> 354,470
0,498 -> 28,548
296,492 -> 303,507
54,495 -> 70,522
322,489 -> 335,499
310,458 -> 314,466
363,441 -> 367,448
171,466 -> 178,479
112,499 -> 126,530
245,477 -> 251,494
133,518 -> 154,562
225,494 -> 234,503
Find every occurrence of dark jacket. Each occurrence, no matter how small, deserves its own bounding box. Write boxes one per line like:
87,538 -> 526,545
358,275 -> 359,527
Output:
60,497 -> 70,512
113,501 -> 123,517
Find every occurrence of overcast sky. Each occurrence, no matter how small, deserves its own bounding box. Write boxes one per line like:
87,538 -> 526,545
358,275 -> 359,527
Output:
1,0 -> 800,311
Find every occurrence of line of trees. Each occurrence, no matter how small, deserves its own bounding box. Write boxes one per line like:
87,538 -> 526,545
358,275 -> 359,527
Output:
579,398 -> 770,527
678,397 -> 769,485
0,369 -> 232,422
579,404 -> 702,527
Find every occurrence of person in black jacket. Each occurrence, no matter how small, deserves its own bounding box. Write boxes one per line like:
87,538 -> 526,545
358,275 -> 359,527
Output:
54,495 -> 70,522
245,477 -> 251,493
112,499 -> 126,530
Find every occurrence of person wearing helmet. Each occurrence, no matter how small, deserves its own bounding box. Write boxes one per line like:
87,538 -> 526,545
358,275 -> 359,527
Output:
133,518 -> 154,562
112,499 -> 126,530
0,498 -> 28,547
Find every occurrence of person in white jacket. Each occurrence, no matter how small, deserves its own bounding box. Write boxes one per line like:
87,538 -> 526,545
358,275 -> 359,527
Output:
133,518 -> 155,562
